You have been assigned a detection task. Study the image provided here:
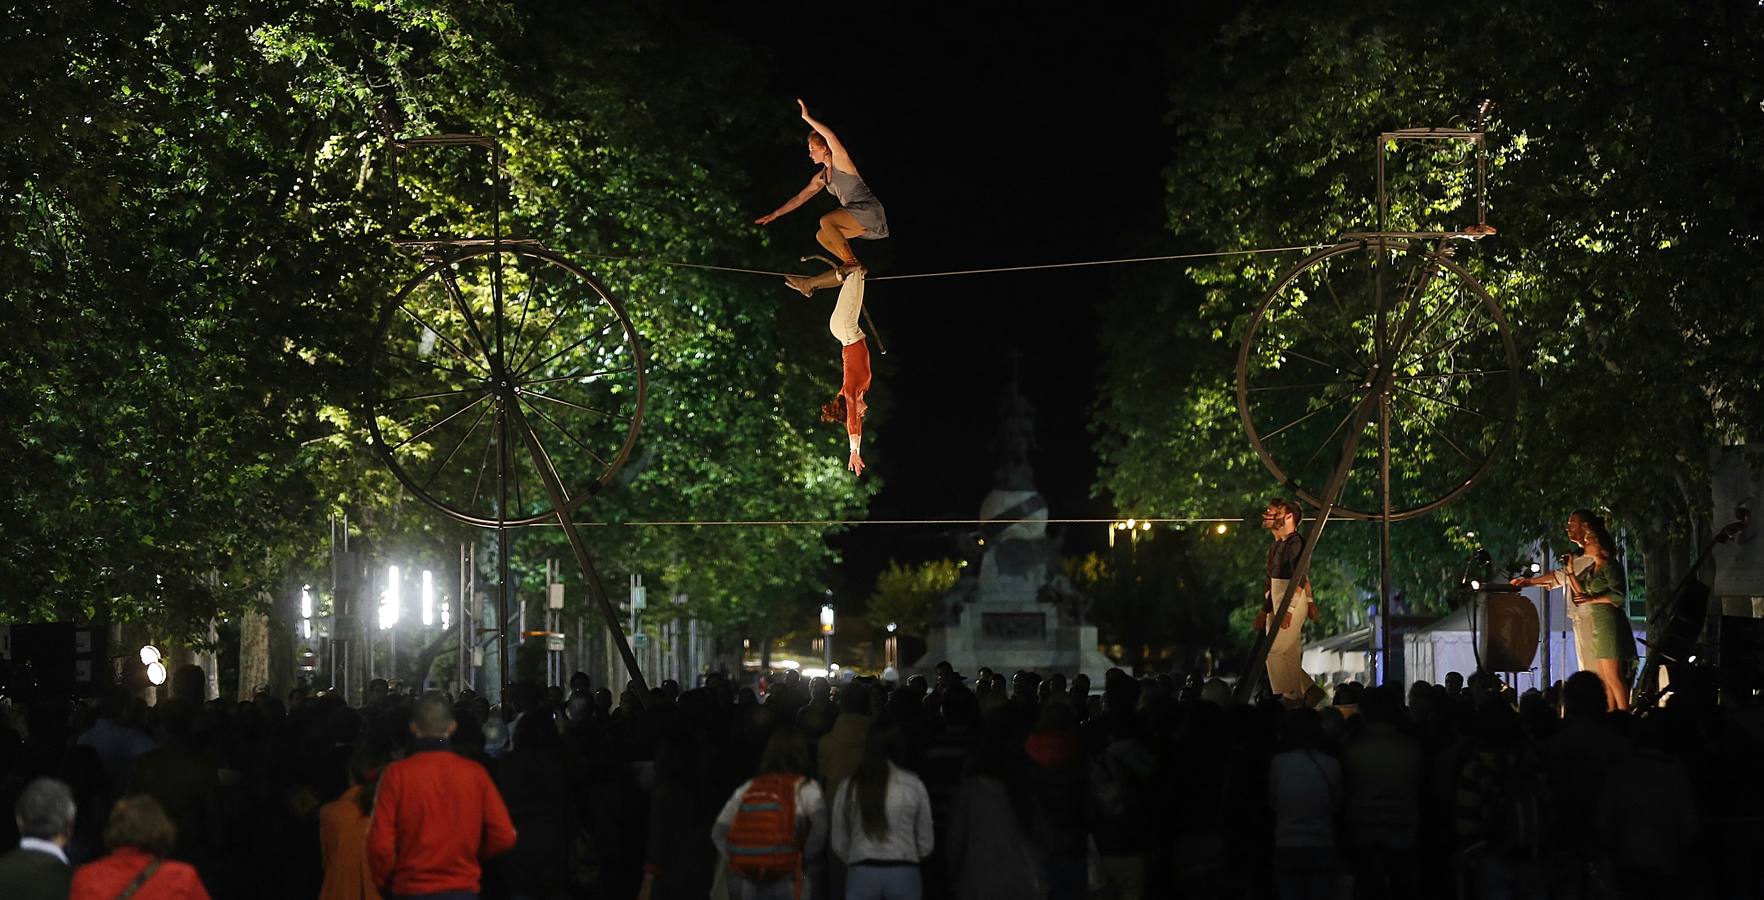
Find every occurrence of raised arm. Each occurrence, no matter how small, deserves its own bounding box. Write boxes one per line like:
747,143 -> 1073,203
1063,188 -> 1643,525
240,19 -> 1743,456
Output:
799,99 -> 859,176
756,170 -> 827,225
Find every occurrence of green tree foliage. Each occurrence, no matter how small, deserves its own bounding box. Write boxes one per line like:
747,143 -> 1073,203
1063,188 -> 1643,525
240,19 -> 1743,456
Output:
863,559 -> 961,638
2,1 -> 872,635
1095,1 -> 1764,628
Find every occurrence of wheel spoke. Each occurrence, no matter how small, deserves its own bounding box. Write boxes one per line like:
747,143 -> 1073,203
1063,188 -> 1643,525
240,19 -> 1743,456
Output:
519,315 -> 621,379
1247,378 -> 1361,393
469,407 -> 497,514
1302,400 -> 1364,469
438,268 -> 497,367
1260,392 -> 1356,442
390,393 -> 493,452
382,350 -> 479,383
522,388 -> 633,422
505,266 -> 541,369
522,395 -> 614,471
1393,395 -> 1476,464
397,302 -> 490,376
1396,368 -> 1506,381
1399,324 -> 1490,374
421,399 -> 493,492
385,385 -> 489,404
1392,381 -> 1490,420
519,366 -> 637,388
1266,346 -> 1358,376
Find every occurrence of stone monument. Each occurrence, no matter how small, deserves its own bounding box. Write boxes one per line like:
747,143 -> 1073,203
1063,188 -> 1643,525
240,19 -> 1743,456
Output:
913,380 -> 1114,678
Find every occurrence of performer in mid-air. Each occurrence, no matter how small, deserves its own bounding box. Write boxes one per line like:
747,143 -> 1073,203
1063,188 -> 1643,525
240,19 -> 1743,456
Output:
755,99 -> 889,297
819,272 -> 871,476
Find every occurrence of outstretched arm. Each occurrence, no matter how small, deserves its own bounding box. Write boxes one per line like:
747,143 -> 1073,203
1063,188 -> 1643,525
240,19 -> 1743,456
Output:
756,171 -> 826,225
799,99 -> 859,175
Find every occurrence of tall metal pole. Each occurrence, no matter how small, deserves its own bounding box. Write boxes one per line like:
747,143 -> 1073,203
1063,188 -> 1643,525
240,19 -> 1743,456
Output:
1378,394 -> 1394,686
508,401 -> 652,700
495,404 -> 512,701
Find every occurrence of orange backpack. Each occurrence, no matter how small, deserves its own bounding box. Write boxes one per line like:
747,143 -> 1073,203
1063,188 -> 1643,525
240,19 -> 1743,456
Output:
725,773 -> 804,890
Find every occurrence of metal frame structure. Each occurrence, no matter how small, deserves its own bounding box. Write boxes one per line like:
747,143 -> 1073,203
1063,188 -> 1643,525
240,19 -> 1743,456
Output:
1235,103 -> 1514,698
366,133 -> 651,699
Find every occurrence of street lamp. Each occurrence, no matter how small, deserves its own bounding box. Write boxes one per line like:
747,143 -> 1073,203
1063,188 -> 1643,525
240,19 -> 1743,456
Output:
820,603 -> 835,669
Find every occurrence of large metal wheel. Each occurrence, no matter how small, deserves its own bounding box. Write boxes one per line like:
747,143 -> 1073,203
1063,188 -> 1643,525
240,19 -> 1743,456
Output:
1236,239 -> 1519,520
365,245 -> 645,528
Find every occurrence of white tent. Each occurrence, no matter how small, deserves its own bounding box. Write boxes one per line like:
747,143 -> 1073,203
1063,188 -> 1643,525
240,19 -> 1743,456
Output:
1302,626 -> 1373,688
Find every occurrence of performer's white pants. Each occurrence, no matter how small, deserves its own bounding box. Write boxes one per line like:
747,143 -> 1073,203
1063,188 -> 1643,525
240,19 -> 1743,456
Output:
1265,578 -> 1316,701
829,272 -> 865,346
1564,593 -> 1598,673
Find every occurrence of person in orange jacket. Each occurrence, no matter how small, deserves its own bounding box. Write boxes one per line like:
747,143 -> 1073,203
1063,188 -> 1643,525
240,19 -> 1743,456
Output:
366,695 -> 516,899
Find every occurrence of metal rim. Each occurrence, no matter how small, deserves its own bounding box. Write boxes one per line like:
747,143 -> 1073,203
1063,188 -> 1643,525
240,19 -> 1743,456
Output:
365,245 -> 646,527
1235,238 -> 1519,521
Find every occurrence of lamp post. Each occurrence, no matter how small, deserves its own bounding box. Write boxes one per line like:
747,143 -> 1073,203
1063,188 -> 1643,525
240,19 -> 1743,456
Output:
820,602 -> 835,670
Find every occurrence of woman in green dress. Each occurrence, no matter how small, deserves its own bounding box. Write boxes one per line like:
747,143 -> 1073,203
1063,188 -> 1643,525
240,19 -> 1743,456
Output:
1564,519 -> 1636,711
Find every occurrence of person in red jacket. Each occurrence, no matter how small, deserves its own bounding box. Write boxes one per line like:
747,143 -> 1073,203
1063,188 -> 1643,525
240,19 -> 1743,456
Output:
71,794 -> 210,900
367,694 -> 516,900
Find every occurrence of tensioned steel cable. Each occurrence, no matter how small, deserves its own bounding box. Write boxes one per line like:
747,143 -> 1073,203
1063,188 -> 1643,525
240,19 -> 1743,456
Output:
573,243 -> 1327,283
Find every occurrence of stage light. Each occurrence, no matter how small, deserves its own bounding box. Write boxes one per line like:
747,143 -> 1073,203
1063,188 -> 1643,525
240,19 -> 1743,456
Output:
381,565 -> 401,630
300,585 -> 312,619
1215,523 -> 1228,534
1529,563 -> 1542,574
1469,579 -> 1482,591
1141,522 -> 1152,531
421,570 -> 434,626
139,645 -> 162,666
146,661 -> 167,686
887,622 -> 898,633
1126,518 -> 1137,529
1689,655 -> 1698,664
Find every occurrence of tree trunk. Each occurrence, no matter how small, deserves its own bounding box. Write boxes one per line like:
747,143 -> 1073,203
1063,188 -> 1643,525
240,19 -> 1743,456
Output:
237,599 -> 271,700
267,573 -> 299,699
407,626 -> 461,692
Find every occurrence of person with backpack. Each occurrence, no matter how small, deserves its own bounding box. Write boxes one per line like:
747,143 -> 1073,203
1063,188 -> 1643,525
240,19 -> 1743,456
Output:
830,723 -> 934,900
713,725 -> 829,900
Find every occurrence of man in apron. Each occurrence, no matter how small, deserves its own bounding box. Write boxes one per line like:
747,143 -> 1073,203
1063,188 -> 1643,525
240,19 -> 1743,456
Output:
1258,498 -> 1322,706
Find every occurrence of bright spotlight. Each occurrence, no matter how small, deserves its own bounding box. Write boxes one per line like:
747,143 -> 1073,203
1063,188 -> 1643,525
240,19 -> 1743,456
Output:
300,584 -> 312,620
381,565 -> 401,630
1469,579 -> 1482,591
1215,523 -> 1228,535
1529,563 -> 1542,574
1125,518 -> 1137,529
146,661 -> 167,686
887,622 -> 898,633
421,570 -> 434,626
139,645 -> 162,666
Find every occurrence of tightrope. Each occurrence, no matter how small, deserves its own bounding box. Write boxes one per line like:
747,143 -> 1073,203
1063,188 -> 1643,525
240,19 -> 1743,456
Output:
559,516 -> 1242,528
574,243 -> 1326,284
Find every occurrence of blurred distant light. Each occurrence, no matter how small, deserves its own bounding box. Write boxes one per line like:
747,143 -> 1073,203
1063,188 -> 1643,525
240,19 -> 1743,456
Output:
421,570 -> 434,626
146,661 -> 167,686
139,645 -> 162,666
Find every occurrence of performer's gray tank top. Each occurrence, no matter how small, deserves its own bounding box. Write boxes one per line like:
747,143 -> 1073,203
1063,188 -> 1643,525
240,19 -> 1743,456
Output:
823,165 -> 888,238
824,165 -> 879,207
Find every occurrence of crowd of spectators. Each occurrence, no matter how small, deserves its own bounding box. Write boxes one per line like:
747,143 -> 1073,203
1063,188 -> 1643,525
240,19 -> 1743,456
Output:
4,660 -> 1764,899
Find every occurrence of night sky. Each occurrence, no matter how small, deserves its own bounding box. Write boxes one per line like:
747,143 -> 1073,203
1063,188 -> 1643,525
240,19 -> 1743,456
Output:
710,8 -> 1201,592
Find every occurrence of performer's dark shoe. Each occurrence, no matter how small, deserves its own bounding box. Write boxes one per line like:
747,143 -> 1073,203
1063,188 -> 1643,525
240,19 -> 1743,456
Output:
784,274 -> 816,297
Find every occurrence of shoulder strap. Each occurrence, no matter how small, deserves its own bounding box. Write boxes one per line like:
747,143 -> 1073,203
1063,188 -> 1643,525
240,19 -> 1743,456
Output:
116,857 -> 163,900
